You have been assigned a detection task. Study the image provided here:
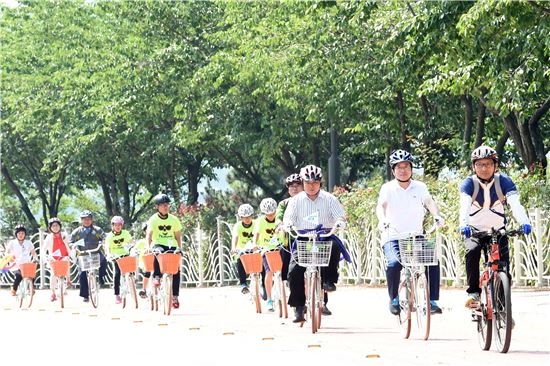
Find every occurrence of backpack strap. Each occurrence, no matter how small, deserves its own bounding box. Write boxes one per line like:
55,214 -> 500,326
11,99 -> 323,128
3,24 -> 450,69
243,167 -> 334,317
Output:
493,173 -> 506,204
471,175 -> 480,204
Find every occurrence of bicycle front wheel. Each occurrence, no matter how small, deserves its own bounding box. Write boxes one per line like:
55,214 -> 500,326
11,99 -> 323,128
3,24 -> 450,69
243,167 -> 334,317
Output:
398,274 -> 412,339
162,275 -> 172,316
251,274 -> 262,314
19,278 -> 34,308
309,272 -> 318,334
415,272 -> 431,340
127,274 -> 138,309
493,271 -> 512,353
58,277 -> 65,309
88,273 -> 99,308
477,282 -> 492,351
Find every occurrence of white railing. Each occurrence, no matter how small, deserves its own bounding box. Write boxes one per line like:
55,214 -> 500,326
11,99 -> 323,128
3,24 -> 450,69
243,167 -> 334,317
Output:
1,209 -> 548,288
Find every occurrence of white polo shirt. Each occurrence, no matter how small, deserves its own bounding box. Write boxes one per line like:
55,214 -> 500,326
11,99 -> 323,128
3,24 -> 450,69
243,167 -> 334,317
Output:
5,239 -> 34,269
377,179 -> 432,243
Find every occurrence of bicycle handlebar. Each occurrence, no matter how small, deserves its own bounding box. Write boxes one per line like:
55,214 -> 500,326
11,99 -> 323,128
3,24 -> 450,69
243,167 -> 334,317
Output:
286,225 -> 340,239
470,227 -> 524,239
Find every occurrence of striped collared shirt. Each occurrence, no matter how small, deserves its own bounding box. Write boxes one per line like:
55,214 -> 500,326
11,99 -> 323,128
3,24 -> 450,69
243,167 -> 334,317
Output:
283,190 -> 346,230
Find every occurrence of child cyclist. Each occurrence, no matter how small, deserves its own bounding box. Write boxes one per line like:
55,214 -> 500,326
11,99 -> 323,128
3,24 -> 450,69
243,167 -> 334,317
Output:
146,193 -> 183,309
5,225 -> 38,296
230,204 -> 255,294
44,217 -> 71,301
105,216 -> 133,304
253,198 -> 281,312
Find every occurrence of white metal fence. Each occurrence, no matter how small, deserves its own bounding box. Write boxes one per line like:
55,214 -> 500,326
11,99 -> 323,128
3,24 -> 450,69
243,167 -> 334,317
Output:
1,209 -> 548,288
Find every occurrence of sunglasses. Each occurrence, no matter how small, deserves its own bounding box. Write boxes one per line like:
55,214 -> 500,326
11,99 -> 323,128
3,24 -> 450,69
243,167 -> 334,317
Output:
242,232 -> 253,238
265,228 -> 275,235
159,225 -> 172,231
113,238 -> 125,245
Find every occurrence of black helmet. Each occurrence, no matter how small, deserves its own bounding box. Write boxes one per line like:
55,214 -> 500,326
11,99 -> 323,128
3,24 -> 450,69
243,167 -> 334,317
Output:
153,193 -> 171,205
79,210 -> 93,218
14,224 -> 27,236
48,217 -> 62,228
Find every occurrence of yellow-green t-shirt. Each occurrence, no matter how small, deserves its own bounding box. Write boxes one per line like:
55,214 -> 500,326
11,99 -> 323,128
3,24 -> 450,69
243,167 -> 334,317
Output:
147,213 -> 182,248
105,230 -> 133,256
253,216 -> 282,249
232,221 -> 255,250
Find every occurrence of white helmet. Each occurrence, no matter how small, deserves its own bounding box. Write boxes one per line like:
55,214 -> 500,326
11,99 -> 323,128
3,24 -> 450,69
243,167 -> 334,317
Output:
285,173 -> 302,186
110,216 -> 124,225
389,149 -> 413,169
259,198 -> 277,214
471,145 -> 498,163
300,165 -> 322,181
237,204 -> 254,218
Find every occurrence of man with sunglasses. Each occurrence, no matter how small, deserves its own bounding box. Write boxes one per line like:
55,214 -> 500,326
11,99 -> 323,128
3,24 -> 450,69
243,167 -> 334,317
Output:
146,193 -> 183,308
459,146 -> 531,307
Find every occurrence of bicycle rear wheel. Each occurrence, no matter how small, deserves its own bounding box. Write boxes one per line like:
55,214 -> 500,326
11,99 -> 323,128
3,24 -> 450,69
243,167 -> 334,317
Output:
415,272 -> 431,340
88,273 -> 99,308
272,274 -> 282,318
477,282 -> 492,350
281,280 -> 288,319
493,271 -> 512,353
162,275 -> 173,316
398,274 -> 412,339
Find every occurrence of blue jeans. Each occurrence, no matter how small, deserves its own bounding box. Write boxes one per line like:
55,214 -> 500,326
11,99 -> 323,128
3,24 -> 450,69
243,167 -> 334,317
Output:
383,240 -> 440,302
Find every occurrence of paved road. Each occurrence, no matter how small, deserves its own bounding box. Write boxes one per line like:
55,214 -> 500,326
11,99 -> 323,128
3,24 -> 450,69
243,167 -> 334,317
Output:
1,286 -> 549,365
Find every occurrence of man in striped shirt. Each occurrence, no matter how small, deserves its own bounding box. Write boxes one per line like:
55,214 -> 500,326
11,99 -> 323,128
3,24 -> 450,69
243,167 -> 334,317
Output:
283,164 -> 348,323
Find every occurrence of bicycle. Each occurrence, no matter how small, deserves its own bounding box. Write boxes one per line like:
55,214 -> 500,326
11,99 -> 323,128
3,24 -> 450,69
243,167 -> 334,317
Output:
240,249 -> 263,314
468,226 -> 523,353
265,248 -> 289,319
291,226 -> 337,334
17,261 -> 37,308
152,248 -> 181,316
141,251 -> 158,311
112,254 -> 138,309
49,257 -> 70,309
74,242 -> 102,308
395,226 -> 438,340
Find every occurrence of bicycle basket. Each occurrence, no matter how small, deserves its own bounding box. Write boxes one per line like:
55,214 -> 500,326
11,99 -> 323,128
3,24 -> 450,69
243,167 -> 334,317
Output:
116,256 -> 137,274
264,250 -> 283,272
78,253 -> 101,271
142,254 -> 155,272
20,262 -> 37,278
240,253 -> 263,274
295,240 -> 332,267
158,253 -> 181,275
50,260 -> 69,277
398,238 -> 438,266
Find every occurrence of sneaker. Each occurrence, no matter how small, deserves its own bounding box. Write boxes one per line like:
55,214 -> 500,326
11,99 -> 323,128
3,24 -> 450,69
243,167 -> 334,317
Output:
465,293 -> 480,308
293,306 -> 306,323
322,305 -> 332,316
10,288 -> 16,296
83,297 -> 89,303
51,293 -> 57,302
322,282 -> 337,292
389,298 -> 400,315
240,284 -> 249,295
152,276 -> 161,287
115,295 -> 122,304
267,299 -> 274,312
139,290 -> 147,299
430,300 -> 442,314
172,296 -> 180,309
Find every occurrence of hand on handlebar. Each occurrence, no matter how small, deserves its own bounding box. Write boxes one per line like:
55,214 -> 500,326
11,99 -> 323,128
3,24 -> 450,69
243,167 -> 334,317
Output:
459,226 -> 471,238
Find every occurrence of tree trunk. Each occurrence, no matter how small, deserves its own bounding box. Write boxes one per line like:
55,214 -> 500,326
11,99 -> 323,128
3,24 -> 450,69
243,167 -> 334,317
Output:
1,165 -> 40,230
474,98 -> 486,148
495,129 -> 509,162
97,173 -> 114,216
461,94 -> 474,165
186,158 -> 202,206
528,96 -> 550,169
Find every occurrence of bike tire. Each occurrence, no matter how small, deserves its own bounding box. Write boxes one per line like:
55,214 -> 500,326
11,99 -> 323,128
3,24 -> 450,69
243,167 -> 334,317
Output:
121,274 -> 127,309
128,274 -> 138,309
162,275 -> 172,316
272,275 -> 282,318
477,282 -> 492,351
253,274 -> 262,313
415,272 -> 431,340
398,274 -> 412,339
59,277 -> 65,309
493,271 -> 512,353
88,273 -> 99,308
310,272 -> 318,334
281,280 -> 288,319
20,279 -> 34,308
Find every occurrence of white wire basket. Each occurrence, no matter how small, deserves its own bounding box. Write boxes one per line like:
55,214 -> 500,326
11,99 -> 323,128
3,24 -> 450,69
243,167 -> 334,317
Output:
78,253 -> 101,271
295,240 -> 332,267
398,237 -> 438,266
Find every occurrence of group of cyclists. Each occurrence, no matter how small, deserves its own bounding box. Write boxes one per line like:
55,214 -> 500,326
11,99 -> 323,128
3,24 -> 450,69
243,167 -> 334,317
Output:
2,144 -> 532,330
